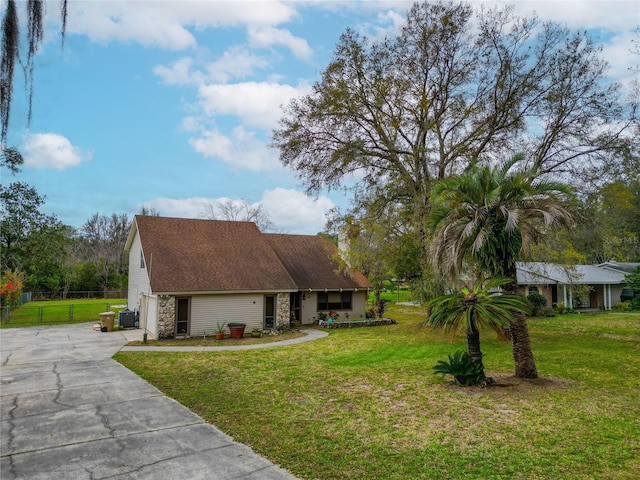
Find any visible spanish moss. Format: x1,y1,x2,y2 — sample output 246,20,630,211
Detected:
1,0,67,144
1,0,18,142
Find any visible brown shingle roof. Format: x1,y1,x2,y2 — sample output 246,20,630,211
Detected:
265,233,372,290
134,216,297,293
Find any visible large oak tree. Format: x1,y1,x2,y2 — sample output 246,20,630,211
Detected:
273,1,636,263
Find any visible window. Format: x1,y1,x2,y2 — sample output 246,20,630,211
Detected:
317,291,352,310
140,251,145,269
528,286,539,295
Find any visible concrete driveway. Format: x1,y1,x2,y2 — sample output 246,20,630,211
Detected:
0,322,299,480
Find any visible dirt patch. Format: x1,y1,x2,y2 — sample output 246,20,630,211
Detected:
440,373,572,394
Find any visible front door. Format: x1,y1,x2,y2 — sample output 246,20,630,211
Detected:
175,297,191,335
290,292,301,326
264,295,276,329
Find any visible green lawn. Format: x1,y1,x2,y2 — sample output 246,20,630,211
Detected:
114,305,640,479
1,298,128,327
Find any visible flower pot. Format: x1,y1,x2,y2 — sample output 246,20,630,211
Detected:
228,323,246,339
215,332,225,340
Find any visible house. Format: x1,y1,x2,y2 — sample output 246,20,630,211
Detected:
516,262,639,310
124,215,372,339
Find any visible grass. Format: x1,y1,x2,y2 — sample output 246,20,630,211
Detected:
1,298,128,327
114,304,640,479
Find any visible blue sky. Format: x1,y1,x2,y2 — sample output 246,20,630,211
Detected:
3,0,639,234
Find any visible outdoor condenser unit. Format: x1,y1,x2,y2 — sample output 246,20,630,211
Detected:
118,309,138,329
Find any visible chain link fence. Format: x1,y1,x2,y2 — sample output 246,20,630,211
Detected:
1,301,127,326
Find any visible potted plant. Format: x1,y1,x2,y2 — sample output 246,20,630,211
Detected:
215,322,226,340
227,322,246,339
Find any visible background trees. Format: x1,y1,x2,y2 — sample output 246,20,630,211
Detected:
0,182,70,293
0,182,130,295
201,199,275,232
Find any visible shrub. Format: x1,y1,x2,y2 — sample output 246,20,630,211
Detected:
629,296,640,311
376,300,387,319
612,301,631,311
433,350,485,387
553,302,574,314
0,270,25,306
527,292,548,316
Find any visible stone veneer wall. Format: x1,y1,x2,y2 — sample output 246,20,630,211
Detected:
158,295,176,339
276,293,290,330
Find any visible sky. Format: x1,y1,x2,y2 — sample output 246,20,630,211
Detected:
2,0,639,235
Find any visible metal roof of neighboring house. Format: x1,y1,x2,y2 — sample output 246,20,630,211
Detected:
127,216,372,294
597,261,640,274
516,262,628,285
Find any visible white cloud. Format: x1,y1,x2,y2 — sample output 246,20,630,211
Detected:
261,188,335,234
505,0,639,31
248,26,313,59
198,81,310,130
205,47,271,83
139,197,212,220
153,57,200,85
189,126,279,171
21,133,91,170
140,188,335,234
601,31,640,86
64,1,298,50
154,48,271,86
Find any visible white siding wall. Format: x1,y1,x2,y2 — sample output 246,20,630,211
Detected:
127,233,150,313
611,285,625,305
300,292,317,324
190,293,264,336
139,293,158,339
352,291,369,318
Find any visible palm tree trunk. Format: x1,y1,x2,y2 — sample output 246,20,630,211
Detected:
466,323,484,369
503,273,539,379
510,312,538,378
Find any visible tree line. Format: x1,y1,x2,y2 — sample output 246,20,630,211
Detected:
1,182,131,296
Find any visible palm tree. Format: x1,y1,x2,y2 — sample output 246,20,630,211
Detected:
427,154,574,378
425,277,532,383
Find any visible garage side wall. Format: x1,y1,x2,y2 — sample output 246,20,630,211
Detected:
127,233,150,312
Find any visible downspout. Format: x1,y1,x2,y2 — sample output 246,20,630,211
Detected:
143,253,153,343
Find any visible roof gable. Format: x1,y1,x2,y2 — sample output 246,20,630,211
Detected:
134,216,297,293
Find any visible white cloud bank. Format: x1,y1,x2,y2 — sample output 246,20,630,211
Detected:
64,1,299,50
21,133,92,170
140,188,335,234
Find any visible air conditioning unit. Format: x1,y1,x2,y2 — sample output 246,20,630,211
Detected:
118,309,138,329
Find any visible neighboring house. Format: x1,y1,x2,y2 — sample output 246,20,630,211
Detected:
516,262,639,310
124,215,372,339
